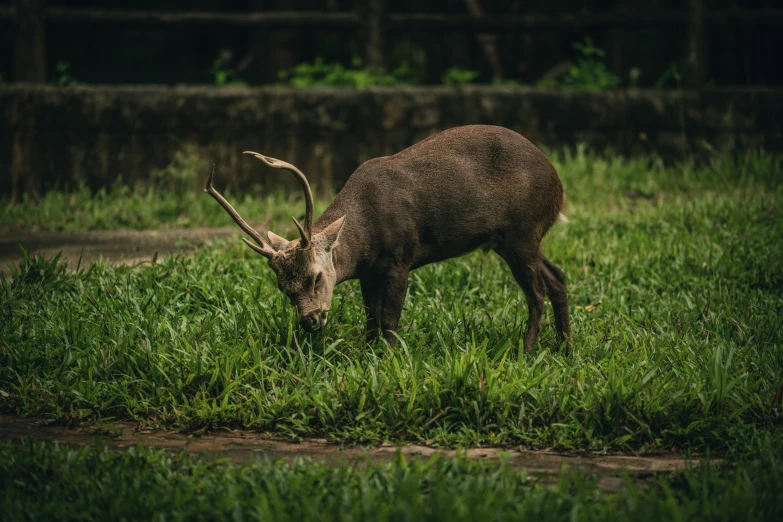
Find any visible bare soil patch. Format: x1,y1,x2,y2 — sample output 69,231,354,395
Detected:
0,227,238,273
1,416,715,491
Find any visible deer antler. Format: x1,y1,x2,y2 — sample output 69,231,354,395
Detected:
243,151,314,248
204,165,277,259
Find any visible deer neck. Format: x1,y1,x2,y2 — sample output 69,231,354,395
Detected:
316,216,364,285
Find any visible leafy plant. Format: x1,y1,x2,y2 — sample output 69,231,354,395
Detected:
655,61,684,89
280,42,429,89
389,39,429,85
56,62,75,86
441,66,481,88
208,59,247,87
278,53,519,89
492,77,524,87
540,38,619,90
278,57,414,88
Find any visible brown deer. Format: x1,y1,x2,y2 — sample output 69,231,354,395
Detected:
205,125,570,351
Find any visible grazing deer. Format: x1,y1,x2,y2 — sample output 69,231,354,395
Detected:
206,125,570,351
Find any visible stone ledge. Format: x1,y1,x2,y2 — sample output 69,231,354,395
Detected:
2,85,782,198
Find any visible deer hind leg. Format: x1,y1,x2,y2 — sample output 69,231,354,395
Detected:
497,242,546,352
540,253,571,352
360,268,409,346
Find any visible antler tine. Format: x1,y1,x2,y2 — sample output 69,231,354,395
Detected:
204,165,276,259
243,151,314,248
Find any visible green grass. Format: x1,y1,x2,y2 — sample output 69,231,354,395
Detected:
1,149,781,451
0,145,332,232
0,182,331,233
2,435,782,522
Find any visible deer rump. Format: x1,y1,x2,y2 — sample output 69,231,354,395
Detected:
206,125,571,352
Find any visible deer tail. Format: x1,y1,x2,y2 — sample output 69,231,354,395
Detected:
557,192,569,224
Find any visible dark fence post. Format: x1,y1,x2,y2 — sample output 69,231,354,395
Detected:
13,0,47,82
684,0,706,88
358,0,385,69
464,0,504,80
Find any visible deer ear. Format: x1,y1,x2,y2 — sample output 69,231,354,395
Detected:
267,231,290,251
320,216,345,251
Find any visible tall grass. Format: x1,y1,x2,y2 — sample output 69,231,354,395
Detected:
2,436,782,522
0,148,781,450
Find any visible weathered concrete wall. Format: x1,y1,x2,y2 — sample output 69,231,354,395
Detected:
2,85,782,199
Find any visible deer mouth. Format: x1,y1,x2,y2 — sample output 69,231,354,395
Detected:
300,311,327,331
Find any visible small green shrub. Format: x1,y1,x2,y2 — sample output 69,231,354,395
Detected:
389,39,429,85
278,57,416,88
441,66,481,87
208,59,247,87
492,77,525,87
540,38,619,90
56,62,76,86
654,61,684,89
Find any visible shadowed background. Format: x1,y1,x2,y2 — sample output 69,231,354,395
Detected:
2,0,782,199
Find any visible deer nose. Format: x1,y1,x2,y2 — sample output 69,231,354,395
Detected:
299,312,321,332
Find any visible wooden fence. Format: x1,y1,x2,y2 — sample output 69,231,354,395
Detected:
2,1,783,88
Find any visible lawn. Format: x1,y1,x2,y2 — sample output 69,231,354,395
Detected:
1,148,781,450
2,147,781,519
2,435,782,522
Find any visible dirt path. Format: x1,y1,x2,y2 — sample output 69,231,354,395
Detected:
0,227,238,273
1,416,714,491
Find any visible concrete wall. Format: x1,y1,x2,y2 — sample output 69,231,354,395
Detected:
2,85,782,199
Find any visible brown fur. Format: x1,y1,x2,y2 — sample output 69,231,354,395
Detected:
230,125,570,351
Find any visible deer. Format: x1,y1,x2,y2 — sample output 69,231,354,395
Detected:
205,125,571,352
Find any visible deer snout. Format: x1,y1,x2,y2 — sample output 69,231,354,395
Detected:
300,311,325,332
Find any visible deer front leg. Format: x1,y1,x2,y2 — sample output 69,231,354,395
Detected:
360,277,383,343
360,269,409,345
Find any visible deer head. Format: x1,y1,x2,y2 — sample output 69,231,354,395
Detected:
205,152,345,331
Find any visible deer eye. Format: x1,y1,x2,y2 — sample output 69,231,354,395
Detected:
315,273,322,286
